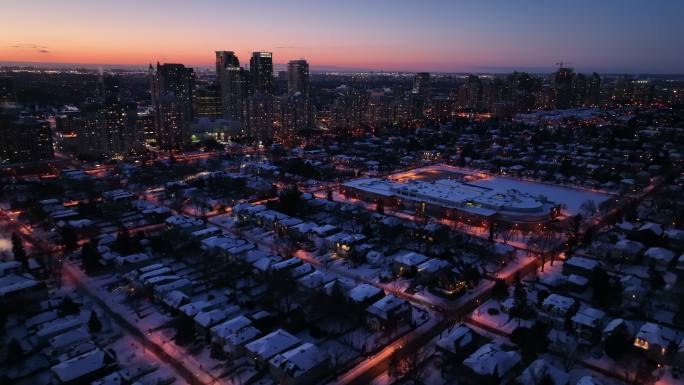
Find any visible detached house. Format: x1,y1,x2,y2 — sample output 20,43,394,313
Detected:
366,295,412,331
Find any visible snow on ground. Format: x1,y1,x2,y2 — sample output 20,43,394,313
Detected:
471,298,534,334
654,369,684,385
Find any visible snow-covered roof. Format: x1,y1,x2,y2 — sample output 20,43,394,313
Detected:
565,274,588,287
463,343,521,377
436,325,474,354
154,278,191,294
393,251,429,267
564,256,599,271
0,261,21,276
571,307,606,328
665,229,684,241
49,328,89,349
635,322,674,348
309,224,338,236
211,315,252,339
36,316,82,339
366,295,410,320
543,294,575,313
162,290,189,309
290,263,314,278
417,258,450,274
115,252,151,266
517,359,569,385
245,329,300,361
298,270,335,289
51,348,109,383
603,318,633,336
179,300,213,317
252,256,278,272
576,376,603,385
614,239,645,253
639,222,663,236
644,247,675,263
348,284,383,303
0,273,40,296
272,257,302,271
224,325,261,348
194,307,238,328
270,342,328,378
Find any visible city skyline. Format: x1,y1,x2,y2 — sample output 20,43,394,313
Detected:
2,0,684,74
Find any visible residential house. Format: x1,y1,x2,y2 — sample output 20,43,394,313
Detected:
366,295,412,331
462,343,521,383
50,348,117,385
644,247,675,271
244,329,301,367
516,359,570,385
269,343,329,385
633,322,675,362
392,251,430,277
435,324,478,361
348,284,384,306
541,294,576,329
562,256,600,278
571,307,606,340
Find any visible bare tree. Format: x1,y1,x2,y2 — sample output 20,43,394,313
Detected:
580,199,597,217
388,346,430,382
528,228,562,271
560,334,580,371
499,222,514,245
328,347,345,379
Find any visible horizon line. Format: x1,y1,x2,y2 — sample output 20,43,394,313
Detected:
0,60,682,76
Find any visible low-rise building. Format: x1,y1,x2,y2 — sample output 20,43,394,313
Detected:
269,342,329,385
51,348,117,385
435,324,477,361
571,307,606,340
245,329,301,367
462,343,521,382
562,256,600,278
633,322,675,362
366,295,412,331
392,251,429,277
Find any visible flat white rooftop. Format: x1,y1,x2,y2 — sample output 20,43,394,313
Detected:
344,164,612,218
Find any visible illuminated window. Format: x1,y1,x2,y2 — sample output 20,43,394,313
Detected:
633,338,648,350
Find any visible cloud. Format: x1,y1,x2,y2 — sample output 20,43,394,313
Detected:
10,43,50,53
274,45,305,49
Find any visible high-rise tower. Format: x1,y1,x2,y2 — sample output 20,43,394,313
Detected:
250,52,274,95
151,62,195,151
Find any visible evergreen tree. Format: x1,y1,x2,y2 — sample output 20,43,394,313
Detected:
604,329,631,360
6,338,23,364
174,316,195,345
60,226,78,252
81,242,102,274
376,199,384,215
11,233,26,267
88,311,102,333
492,278,508,301
58,296,80,316
510,274,529,319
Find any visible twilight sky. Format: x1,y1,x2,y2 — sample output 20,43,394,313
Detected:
1,0,683,73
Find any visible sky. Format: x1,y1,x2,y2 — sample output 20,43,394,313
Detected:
1,0,683,74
